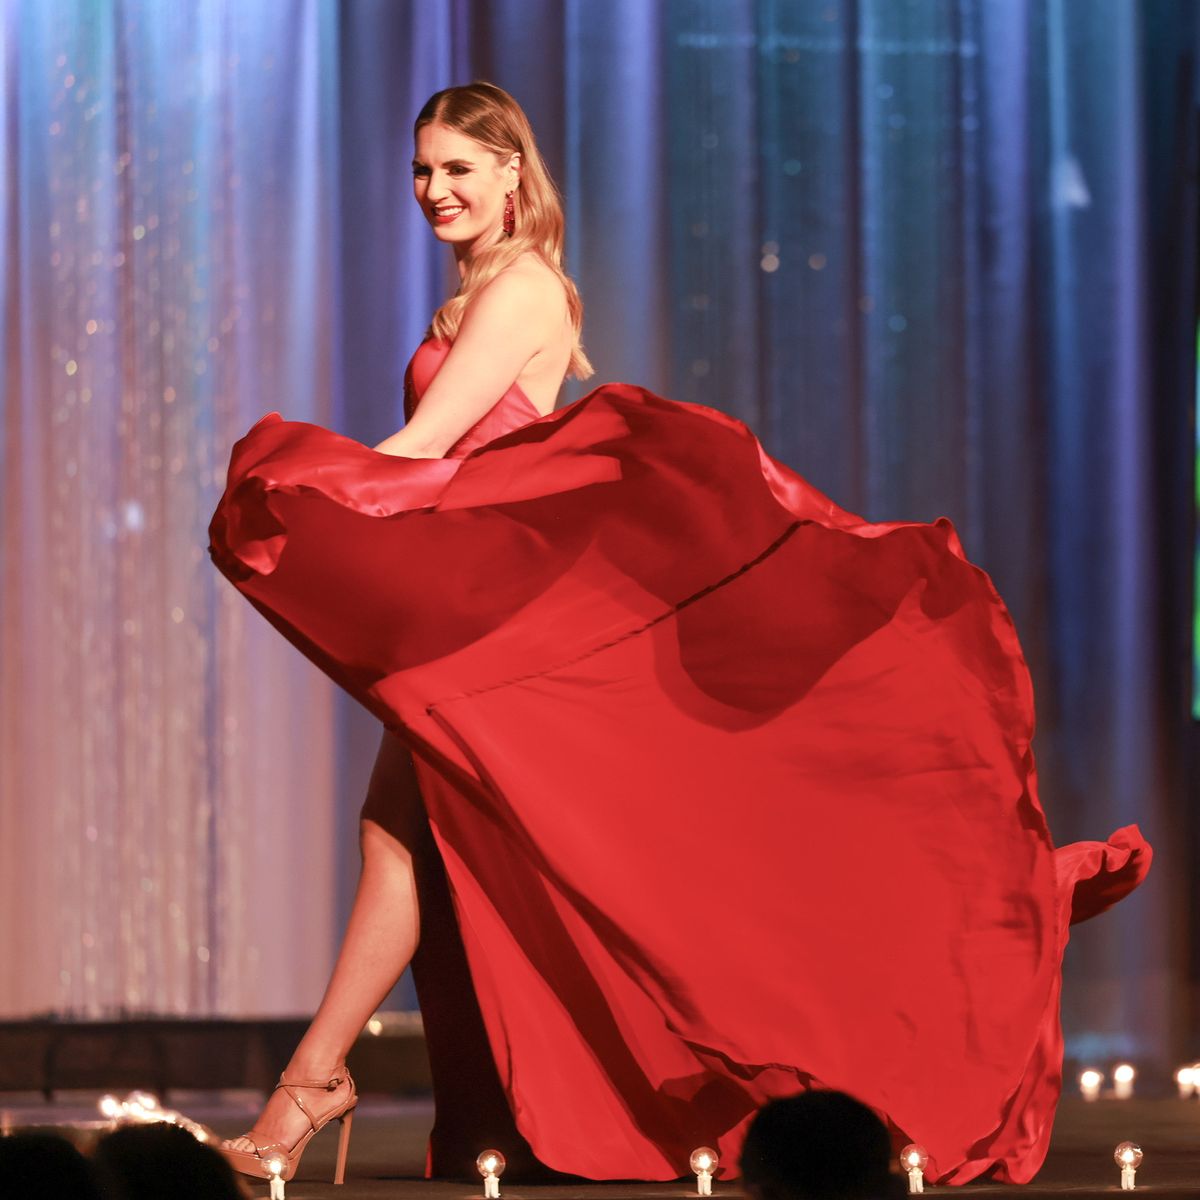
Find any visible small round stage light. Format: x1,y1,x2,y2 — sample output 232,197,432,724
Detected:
264,1152,287,1199
1113,1063,1136,1099
95,1090,217,1144
476,1149,506,1199
900,1144,928,1194
690,1146,719,1196
124,1090,161,1121
1114,1141,1143,1190
1079,1068,1103,1101
1175,1065,1195,1098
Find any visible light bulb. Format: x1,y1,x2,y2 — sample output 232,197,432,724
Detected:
900,1144,928,1194
264,1152,287,1199
1079,1069,1103,1101
124,1090,162,1121
690,1147,719,1196
98,1095,122,1120
476,1150,506,1176
1113,1064,1135,1100
367,1017,384,1036
1115,1143,1143,1168
1174,1065,1195,1098
1114,1142,1143,1190
477,1149,506,1199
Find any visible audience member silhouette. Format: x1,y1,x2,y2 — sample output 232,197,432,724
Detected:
0,1131,103,1199
739,1090,906,1200
91,1123,248,1199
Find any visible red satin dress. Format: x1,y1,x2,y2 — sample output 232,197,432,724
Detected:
208,338,1150,1185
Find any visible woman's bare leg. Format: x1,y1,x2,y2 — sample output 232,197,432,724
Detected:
225,731,429,1153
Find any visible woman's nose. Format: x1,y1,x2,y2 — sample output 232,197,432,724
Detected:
425,171,452,201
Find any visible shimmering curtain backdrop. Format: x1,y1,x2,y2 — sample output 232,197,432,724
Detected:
1,0,1195,1063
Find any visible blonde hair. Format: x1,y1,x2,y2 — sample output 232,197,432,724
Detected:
416,81,593,380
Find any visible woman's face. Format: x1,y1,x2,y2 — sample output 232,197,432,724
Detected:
412,122,519,260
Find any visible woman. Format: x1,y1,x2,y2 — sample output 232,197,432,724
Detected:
213,82,1150,1187
219,80,585,1186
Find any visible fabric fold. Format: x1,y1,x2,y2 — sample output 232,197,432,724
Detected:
209,367,1150,1185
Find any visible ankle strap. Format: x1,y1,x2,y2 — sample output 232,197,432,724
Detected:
276,1069,347,1091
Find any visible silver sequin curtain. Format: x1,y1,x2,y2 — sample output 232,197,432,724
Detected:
1,1,1193,1061
0,0,345,1015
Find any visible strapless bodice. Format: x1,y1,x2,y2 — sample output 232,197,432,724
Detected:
404,338,543,459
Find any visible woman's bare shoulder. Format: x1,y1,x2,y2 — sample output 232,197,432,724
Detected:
482,253,568,320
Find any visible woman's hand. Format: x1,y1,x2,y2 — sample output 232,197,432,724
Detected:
372,429,440,458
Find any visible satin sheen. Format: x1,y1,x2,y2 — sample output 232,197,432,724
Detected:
209,339,1150,1185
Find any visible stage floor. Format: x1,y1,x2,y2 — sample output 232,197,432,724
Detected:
3,1094,1198,1198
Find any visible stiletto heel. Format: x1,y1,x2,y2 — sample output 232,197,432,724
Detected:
221,1066,357,1185
334,1107,354,1185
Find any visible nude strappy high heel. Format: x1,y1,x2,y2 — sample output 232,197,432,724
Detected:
221,1066,357,1185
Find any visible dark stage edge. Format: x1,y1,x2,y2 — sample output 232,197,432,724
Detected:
3,1096,1199,1199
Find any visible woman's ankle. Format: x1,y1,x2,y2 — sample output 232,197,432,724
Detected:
284,1048,347,1079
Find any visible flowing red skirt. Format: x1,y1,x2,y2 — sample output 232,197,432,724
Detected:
209,384,1149,1184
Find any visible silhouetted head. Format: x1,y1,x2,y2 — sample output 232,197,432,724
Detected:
92,1123,246,1199
740,1090,904,1200
0,1131,103,1199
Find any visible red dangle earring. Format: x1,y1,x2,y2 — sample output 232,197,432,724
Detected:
503,190,515,237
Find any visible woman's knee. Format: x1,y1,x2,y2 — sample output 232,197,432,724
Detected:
359,813,403,861
359,730,432,848
359,791,431,858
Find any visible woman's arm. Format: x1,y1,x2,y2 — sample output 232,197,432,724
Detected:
375,267,564,459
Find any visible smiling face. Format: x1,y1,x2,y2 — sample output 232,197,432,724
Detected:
413,122,519,265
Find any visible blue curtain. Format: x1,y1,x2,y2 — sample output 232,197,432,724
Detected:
334,0,1197,1059
2,1,1194,1062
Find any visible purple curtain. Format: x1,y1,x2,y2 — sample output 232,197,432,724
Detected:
2,1,1194,1067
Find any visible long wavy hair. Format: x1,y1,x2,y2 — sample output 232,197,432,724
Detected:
416,81,593,380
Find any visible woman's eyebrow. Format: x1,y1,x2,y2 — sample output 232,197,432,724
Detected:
411,157,476,168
